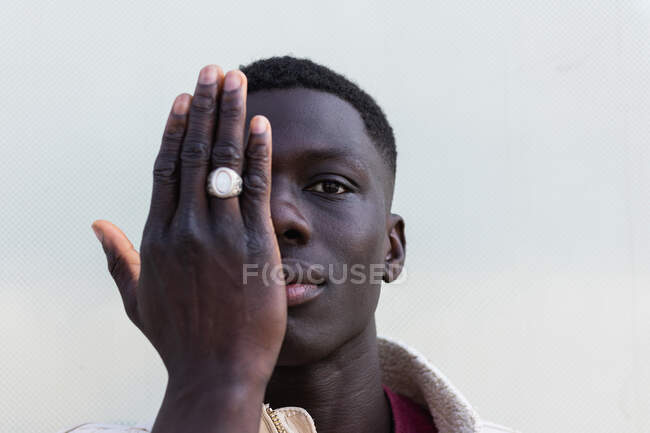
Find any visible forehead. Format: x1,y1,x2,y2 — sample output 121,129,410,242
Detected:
244,87,381,170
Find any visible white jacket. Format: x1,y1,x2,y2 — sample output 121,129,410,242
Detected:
57,336,519,433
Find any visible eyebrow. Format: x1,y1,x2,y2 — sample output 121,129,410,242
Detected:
291,146,369,172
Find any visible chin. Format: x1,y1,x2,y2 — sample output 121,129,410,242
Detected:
275,314,338,366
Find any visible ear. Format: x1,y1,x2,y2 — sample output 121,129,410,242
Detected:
383,213,406,283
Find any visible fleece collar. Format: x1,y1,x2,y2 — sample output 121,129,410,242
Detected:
377,336,483,433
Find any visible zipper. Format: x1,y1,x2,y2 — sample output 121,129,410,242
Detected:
265,404,288,433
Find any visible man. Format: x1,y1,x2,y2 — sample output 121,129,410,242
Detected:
62,56,518,433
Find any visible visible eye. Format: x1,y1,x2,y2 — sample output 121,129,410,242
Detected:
306,180,349,194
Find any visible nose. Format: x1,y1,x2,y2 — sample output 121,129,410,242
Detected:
270,181,312,247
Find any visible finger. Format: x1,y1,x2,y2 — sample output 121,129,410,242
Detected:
209,70,247,216
177,64,224,219
146,93,191,234
92,220,141,326
240,116,275,252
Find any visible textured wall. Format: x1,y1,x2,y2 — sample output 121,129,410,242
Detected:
1,1,649,432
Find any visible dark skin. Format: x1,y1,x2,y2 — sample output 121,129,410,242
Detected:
92,64,406,433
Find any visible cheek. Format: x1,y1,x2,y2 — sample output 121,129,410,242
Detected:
328,207,386,268
325,208,386,314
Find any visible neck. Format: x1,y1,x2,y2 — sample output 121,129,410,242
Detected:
265,318,392,433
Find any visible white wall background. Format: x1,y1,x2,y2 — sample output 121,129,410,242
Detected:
1,1,649,432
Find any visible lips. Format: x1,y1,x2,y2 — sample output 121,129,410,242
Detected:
281,259,326,307
285,282,324,306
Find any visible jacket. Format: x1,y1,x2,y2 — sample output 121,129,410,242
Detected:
58,336,520,433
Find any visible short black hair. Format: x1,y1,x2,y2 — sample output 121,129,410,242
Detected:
239,55,397,177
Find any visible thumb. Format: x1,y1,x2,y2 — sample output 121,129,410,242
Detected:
92,219,141,326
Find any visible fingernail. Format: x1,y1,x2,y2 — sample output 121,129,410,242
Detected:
224,71,242,91
198,65,218,85
173,94,190,114
251,116,267,134
91,224,103,244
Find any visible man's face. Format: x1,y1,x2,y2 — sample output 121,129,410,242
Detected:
244,88,402,365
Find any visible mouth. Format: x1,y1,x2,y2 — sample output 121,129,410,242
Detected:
282,259,326,307
285,282,325,307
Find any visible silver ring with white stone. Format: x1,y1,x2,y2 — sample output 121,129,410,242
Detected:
206,167,243,198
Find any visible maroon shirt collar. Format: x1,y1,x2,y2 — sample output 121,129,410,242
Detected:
383,384,438,433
